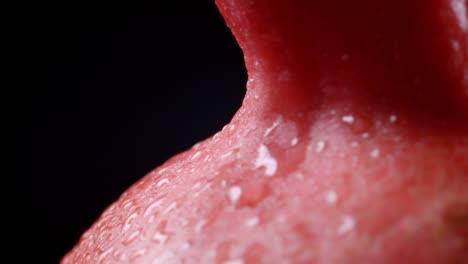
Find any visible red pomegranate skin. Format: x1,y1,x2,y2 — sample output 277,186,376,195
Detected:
62,0,468,263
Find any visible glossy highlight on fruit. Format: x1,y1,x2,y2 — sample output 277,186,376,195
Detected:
62,0,468,263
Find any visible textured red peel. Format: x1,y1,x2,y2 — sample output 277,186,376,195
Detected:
62,1,468,263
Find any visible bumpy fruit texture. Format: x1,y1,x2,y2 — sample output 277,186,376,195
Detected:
62,0,468,263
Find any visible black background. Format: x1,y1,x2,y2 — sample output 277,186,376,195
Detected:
22,1,246,262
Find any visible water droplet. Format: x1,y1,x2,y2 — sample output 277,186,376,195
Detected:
228,186,242,205
123,211,140,232
341,113,372,134
370,148,380,158
157,178,170,188
191,151,202,160
351,141,359,148
264,116,282,137
221,147,241,160
337,215,355,234
151,220,171,245
254,144,277,176
113,248,125,262
389,115,398,123
122,228,142,246
144,199,164,223
325,191,337,205
152,231,168,244
451,0,468,31
191,182,202,190
129,247,147,262
181,241,192,250
157,167,168,175
194,183,212,198
97,247,114,264
291,137,299,146
294,172,304,180
362,132,370,139
342,115,354,124
245,217,260,227
316,140,326,153
162,202,177,215
122,200,136,210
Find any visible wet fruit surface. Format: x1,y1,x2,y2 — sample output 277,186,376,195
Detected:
62,0,468,263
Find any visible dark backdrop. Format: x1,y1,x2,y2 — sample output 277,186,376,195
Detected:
23,1,246,262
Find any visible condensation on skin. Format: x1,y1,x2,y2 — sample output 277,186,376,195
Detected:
144,199,164,220
97,247,114,264
264,116,282,137
228,185,242,205
316,140,326,153
122,228,142,246
337,215,355,234
162,202,178,216
293,172,305,181
255,144,278,176
157,178,170,188
291,137,299,146
191,142,202,150
123,212,139,232
370,148,380,158
452,0,468,31
221,146,242,161
181,241,191,250
325,190,337,205
245,216,260,227
193,183,212,198
191,151,202,160
191,182,202,190
122,200,136,210
156,167,168,176
342,115,355,124
128,247,147,262
204,154,212,162
152,231,168,244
